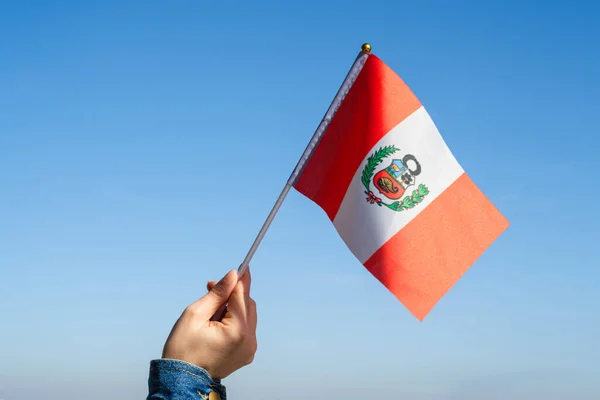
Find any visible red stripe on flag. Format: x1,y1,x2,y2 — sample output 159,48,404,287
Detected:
294,55,422,220
363,173,510,321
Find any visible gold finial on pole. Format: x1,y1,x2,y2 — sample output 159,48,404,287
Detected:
361,43,372,54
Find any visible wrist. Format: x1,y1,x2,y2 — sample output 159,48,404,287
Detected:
147,359,226,400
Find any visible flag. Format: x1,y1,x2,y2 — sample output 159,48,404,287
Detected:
293,54,509,320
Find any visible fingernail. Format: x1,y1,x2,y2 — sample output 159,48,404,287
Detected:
219,269,236,283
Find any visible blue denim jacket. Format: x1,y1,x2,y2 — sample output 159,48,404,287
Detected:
147,359,227,400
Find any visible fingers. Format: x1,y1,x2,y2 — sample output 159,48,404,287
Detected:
247,295,257,331
188,270,237,322
238,267,251,299
206,281,217,292
226,267,252,323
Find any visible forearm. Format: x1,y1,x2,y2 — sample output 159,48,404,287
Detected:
147,359,227,400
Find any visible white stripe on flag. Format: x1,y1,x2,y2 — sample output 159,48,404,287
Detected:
332,106,464,263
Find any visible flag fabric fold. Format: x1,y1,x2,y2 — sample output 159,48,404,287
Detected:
293,54,509,320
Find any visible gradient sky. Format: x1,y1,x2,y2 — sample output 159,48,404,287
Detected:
1,1,599,399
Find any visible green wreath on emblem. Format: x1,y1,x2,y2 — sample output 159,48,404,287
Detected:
361,145,430,212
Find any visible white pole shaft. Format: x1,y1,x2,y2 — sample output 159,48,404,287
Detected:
211,50,370,321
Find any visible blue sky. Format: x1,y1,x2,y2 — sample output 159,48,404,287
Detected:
1,1,599,399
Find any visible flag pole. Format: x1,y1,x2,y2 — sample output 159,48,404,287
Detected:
211,43,372,320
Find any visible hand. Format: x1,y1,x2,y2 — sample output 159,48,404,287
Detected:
161,268,258,379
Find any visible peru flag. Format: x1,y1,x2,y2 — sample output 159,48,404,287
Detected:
294,54,509,321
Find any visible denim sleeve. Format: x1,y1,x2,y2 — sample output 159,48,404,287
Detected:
146,359,227,400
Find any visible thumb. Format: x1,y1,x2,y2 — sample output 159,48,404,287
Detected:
189,270,237,321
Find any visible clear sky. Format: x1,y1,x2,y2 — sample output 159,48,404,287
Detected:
1,1,599,399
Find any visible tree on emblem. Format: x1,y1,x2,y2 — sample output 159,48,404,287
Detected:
361,145,429,212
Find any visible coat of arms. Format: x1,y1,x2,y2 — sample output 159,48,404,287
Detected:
361,145,429,211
